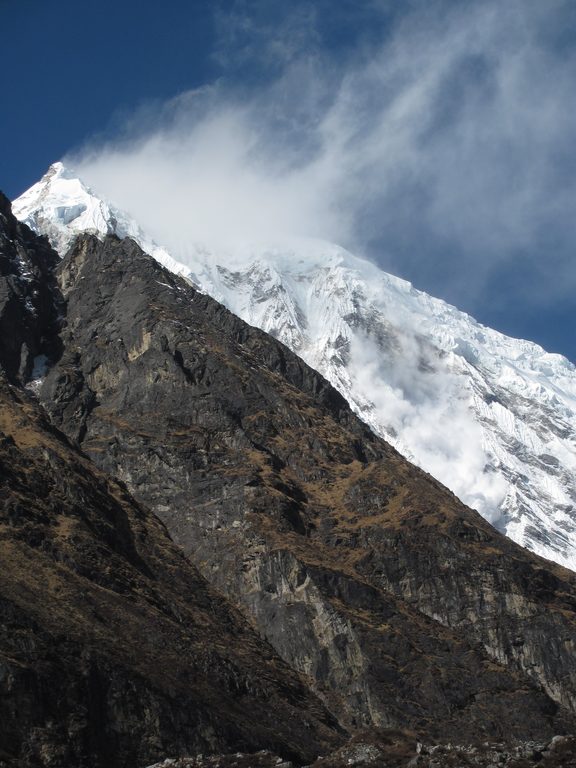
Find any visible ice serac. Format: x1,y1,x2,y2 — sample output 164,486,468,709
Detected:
14,163,576,570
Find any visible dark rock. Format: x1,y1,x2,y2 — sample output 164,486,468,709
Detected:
0,204,343,767
0,193,62,385
309,732,576,767
0,379,342,767
33,233,576,741
144,753,294,768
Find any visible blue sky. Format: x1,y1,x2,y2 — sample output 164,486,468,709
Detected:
2,0,575,362
1,0,218,196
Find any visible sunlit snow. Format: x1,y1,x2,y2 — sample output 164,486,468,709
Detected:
13,163,576,571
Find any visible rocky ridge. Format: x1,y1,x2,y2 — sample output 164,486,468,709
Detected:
0,191,61,385
0,195,342,767
4,186,576,764
13,163,576,570
30,227,576,740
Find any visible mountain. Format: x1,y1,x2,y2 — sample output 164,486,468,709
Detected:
4,182,576,763
14,163,576,571
9,196,576,739
0,192,342,767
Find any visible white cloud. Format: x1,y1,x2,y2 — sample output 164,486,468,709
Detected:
60,0,575,517
73,90,347,251
70,0,576,305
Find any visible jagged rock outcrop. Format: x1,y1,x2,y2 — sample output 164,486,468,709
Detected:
33,232,576,741
0,199,343,768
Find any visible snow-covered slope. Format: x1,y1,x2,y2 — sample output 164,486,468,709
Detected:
13,163,189,278
14,163,576,570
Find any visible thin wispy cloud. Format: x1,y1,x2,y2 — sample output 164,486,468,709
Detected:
71,0,576,311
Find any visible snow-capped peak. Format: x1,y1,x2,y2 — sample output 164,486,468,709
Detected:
13,163,190,278
13,164,576,571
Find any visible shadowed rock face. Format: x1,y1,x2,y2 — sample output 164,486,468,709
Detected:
0,192,62,385
34,232,576,741
0,201,343,768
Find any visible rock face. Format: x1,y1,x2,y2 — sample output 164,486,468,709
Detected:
0,191,61,385
33,232,576,741
14,163,576,571
0,199,342,768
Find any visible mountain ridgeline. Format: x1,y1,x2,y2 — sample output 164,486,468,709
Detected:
1,191,576,766
15,163,576,572
0,194,342,766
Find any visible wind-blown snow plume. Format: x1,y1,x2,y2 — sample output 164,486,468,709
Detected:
15,0,576,569
71,0,576,314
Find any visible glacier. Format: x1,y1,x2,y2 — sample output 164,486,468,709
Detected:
13,162,576,571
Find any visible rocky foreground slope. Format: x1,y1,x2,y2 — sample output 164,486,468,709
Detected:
14,163,576,570
145,733,576,768
2,192,576,765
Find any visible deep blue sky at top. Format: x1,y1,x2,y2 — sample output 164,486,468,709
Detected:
1,0,218,197
2,0,389,199
1,0,575,362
